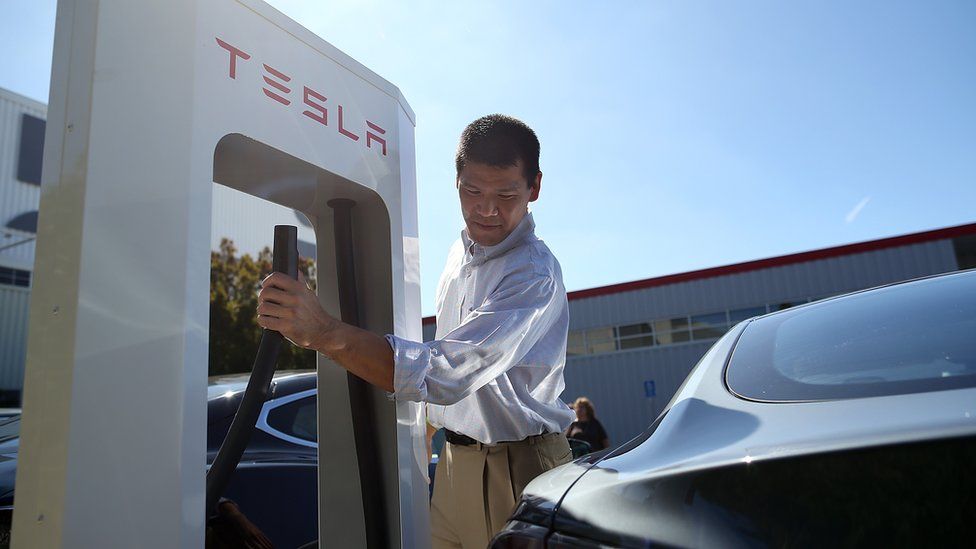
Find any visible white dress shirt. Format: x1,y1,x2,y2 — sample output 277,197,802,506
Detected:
386,212,575,444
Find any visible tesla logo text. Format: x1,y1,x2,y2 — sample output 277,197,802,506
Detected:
216,37,389,156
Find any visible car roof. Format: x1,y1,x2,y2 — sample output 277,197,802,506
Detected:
639,270,976,469
207,369,316,401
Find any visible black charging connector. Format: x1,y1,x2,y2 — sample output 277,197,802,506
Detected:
205,225,298,517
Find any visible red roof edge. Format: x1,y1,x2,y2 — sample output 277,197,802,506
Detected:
566,222,976,301
422,315,436,325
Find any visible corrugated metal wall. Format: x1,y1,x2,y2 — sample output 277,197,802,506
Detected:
0,88,46,403
211,183,317,258
564,239,960,444
569,241,958,330
0,285,30,393
562,342,712,445
0,88,45,272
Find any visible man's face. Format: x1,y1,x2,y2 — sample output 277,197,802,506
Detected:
457,160,541,247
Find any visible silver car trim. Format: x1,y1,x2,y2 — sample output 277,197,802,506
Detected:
255,388,318,449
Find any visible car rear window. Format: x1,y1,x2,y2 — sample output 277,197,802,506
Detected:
727,271,976,402
267,396,317,442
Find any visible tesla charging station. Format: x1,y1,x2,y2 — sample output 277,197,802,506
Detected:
12,0,429,547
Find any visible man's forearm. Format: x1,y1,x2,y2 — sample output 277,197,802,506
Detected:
255,272,396,392
313,320,395,393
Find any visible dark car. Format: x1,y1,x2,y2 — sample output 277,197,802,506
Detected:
207,370,319,548
492,269,976,548
0,371,322,549
0,415,19,548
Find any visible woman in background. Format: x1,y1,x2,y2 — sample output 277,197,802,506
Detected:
566,397,610,451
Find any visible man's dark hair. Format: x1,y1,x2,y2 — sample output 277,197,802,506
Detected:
455,114,540,187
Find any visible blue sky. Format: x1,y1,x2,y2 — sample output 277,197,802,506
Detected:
2,1,974,315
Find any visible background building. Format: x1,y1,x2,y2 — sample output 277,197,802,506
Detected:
424,224,976,445
0,87,45,405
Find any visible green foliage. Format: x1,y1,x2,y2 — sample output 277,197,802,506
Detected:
209,238,317,376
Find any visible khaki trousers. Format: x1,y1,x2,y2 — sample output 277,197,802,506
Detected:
430,432,573,549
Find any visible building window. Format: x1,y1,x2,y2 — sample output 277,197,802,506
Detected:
6,211,39,234
0,266,31,287
565,298,819,358
17,114,45,185
954,235,976,270
653,317,690,345
567,331,586,356
584,327,616,354
617,322,655,350
690,312,729,340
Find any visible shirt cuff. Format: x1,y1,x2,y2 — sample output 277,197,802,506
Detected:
384,334,431,402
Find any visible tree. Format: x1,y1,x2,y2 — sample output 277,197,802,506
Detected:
209,238,317,376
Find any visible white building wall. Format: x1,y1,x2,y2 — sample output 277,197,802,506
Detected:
0,88,47,403
0,87,46,272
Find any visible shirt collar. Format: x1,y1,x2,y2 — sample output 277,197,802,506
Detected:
461,211,536,264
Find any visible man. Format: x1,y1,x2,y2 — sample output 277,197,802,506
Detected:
257,114,575,547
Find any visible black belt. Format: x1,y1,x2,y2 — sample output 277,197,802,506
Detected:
445,429,551,446
445,429,479,446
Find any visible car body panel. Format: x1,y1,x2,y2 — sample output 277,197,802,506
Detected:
544,434,976,547
219,460,319,548
515,271,976,546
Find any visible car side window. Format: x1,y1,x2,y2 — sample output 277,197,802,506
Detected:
267,396,317,442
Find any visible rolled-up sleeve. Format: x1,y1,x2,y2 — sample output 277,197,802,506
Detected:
386,270,562,405
384,334,432,402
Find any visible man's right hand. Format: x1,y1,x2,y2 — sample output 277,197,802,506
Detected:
257,271,397,393
257,271,338,350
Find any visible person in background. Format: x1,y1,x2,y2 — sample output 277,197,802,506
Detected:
566,397,610,451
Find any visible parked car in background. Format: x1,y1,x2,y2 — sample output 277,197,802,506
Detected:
0,372,322,549
0,415,19,548
566,438,593,459
207,370,319,549
492,269,976,548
